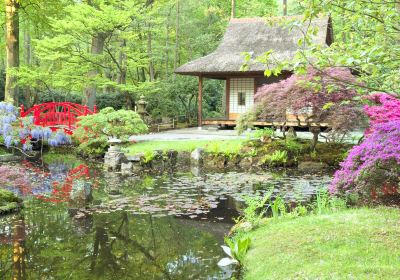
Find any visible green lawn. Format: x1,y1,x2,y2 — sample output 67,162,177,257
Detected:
124,139,246,155
243,207,400,280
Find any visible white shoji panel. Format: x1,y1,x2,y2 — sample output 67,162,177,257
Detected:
229,78,254,114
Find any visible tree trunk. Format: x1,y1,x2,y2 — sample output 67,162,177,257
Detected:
23,23,36,108
147,23,155,82
231,0,236,18
83,33,107,109
283,0,287,16
310,127,320,151
117,39,133,109
164,6,172,78
173,0,180,72
5,0,19,105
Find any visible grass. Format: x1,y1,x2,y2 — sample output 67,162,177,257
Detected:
243,207,400,280
124,139,246,155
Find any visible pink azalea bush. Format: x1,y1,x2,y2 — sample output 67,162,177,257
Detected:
330,93,400,201
364,93,400,133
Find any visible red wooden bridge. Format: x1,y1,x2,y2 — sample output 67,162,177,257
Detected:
20,102,97,134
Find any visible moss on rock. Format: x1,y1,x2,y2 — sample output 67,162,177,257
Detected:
0,188,21,214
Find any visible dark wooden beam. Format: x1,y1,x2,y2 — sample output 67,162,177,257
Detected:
226,77,230,119
198,76,203,127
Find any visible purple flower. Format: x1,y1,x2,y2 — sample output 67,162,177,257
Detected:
4,135,13,148
330,120,400,195
43,128,52,140
31,128,44,139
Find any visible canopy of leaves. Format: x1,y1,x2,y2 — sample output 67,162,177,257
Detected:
73,107,148,155
273,0,400,95
253,67,366,133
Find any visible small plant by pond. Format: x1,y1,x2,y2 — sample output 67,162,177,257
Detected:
73,107,148,156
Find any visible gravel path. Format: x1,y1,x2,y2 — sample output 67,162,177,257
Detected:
129,127,364,144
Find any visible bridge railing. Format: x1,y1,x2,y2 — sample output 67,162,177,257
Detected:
20,102,97,132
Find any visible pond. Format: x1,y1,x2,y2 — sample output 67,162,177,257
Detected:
0,156,331,279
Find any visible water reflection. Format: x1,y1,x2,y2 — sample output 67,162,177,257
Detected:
1,158,331,279
1,201,231,279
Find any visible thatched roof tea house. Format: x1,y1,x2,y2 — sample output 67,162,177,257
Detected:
175,16,333,127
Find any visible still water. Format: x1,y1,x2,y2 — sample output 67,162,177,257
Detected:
0,158,331,279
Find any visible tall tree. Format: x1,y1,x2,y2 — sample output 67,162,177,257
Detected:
4,0,19,105
283,0,287,15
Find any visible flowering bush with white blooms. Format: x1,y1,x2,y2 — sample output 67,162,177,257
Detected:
0,102,71,151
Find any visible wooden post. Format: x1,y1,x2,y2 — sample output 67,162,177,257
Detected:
198,76,203,128
226,78,230,119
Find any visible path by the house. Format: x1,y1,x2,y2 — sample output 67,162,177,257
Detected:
130,127,364,143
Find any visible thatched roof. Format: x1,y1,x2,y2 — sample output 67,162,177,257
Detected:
175,16,333,77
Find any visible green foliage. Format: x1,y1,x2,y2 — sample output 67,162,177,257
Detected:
73,107,148,156
284,139,304,155
236,111,257,134
267,1,400,95
142,151,155,164
0,188,20,214
124,139,245,155
223,236,251,265
261,150,288,167
36,91,126,110
239,190,273,227
270,196,286,219
313,188,347,215
252,128,274,139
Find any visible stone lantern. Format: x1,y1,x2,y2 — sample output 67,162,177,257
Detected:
136,95,148,119
104,137,124,171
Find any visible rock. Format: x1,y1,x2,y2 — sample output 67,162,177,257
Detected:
238,157,254,169
104,145,125,171
165,150,178,168
0,154,22,162
151,158,164,172
191,148,204,165
298,161,328,172
204,154,226,169
70,180,92,207
127,153,144,162
131,162,143,174
191,166,201,176
121,162,133,174
260,135,272,143
177,151,191,166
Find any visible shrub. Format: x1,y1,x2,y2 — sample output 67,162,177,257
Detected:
364,93,400,133
330,93,400,201
261,150,288,167
329,120,400,200
73,107,148,156
251,67,366,149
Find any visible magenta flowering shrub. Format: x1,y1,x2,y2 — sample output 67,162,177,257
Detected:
330,120,400,196
330,93,400,201
364,93,400,133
